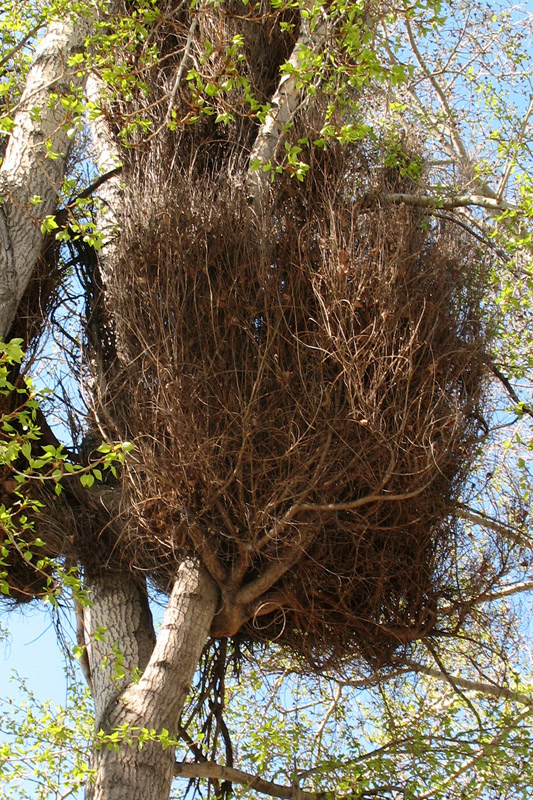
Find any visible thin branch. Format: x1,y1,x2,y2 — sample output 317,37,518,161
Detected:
297,480,432,514
404,18,497,200
423,640,485,732
66,167,123,207
0,19,45,70
374,192,519,212
177,723,208,763
456,504,529,546
57,789,78,800
174,761,327,800
491,363,533,420
246,2,327,207
433,211,509,260
165,14,199,122
256,428,333,550
313,682,342,753
403,661,532,706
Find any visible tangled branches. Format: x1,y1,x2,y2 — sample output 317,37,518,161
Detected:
89,148,489,668
75,0,494,669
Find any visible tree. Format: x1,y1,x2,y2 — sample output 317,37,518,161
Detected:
1,1,533,799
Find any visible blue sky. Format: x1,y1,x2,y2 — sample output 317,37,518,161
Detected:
0,604,75,707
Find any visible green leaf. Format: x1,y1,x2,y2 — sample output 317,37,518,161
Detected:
40,215,59,234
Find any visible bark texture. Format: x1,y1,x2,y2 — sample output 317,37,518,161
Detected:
0,13,93,338
85,559,218,800
85,75,123,256
83,573,156,730
246,4,326,208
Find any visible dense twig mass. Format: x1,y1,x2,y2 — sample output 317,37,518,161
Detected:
99,158,488,667
2,0,494,669
85,0,492,668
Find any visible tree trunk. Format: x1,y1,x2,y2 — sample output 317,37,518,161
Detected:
84,558,219,800
0,13,94,338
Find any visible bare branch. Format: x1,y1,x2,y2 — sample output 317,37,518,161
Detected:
174,761,327,800
165,15,199,123
374,192,519,213
297,480,432,514
404,18,497,200
246,3,327,208
490,363,533,420
456,504,530,546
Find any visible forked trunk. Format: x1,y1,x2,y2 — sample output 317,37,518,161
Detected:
83,559,218,800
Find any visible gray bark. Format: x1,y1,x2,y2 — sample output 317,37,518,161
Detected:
84,559,218,800
246,4,327,209
84,75,123,259
83,573,156,730
0,13,93,338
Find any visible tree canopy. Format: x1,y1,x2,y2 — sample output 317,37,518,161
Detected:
1,1,533,799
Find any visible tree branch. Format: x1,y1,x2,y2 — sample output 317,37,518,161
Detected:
433,211,510,260
456,504,529,546
372,192,519,213
66,167,123,207
120,558,218,729
187,519,229,586
490,363,533,420
0,19,45,70
0,13,95,338
236,534,312,607
173,761,327,800
165,14,199,122
296,477,432,514
403,18,499,202
246,2,327,208
404,658,533,706
474,579,533,604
